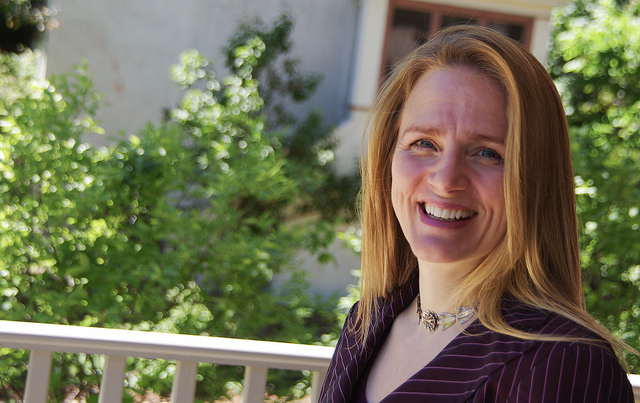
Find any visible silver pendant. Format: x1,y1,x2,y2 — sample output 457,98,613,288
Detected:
420,310,439,331
417,293,477,332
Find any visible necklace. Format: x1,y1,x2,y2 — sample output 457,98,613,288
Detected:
416,293,477,332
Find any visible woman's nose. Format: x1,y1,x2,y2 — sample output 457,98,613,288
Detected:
427,152,470,194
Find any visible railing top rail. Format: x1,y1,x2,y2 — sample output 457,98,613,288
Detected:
0,320,334,372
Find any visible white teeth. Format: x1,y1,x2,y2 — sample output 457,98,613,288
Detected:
423,204,475,221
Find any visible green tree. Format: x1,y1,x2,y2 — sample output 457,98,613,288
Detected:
0,15,353,400
548,0,640,369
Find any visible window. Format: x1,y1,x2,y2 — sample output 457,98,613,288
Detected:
382,0,533,78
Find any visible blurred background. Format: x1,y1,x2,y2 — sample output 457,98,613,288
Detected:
1,0,639,401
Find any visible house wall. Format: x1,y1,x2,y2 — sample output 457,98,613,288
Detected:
46,0,360,145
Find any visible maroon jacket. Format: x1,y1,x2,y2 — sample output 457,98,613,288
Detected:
320,278,634,402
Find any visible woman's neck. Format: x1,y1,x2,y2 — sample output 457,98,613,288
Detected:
416,259,480,312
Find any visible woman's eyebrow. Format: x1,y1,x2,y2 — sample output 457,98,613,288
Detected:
400,125,442,137
470,133,506,145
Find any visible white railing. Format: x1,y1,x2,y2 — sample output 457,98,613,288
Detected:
0,320,335,403
1,320,639,403
631,374,640,403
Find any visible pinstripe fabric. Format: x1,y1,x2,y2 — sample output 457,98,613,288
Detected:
319,278,634,402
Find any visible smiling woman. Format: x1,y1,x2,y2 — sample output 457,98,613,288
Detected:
319,26,636,403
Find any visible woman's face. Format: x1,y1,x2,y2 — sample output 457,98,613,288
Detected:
391,65,507,268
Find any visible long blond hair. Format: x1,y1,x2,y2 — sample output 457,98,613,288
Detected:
357,25,627,358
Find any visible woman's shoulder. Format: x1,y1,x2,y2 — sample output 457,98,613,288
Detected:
440,299,613,373
500,297,601,340
473,299,635,402
497,298,621,368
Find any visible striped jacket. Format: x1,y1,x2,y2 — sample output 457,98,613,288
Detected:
319,278,634,402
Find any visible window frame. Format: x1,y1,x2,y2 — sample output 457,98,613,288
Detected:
380,0,534,80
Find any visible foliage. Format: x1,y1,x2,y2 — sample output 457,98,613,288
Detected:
0,0,56,53
548,0,640,369
222,14,359,218
0,16,354,400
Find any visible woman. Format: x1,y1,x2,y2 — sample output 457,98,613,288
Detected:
319,26,635,402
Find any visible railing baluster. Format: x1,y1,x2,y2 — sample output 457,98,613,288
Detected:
242,365,268,403
24,350,53,403
310,369,327,403
98,355,126,403
171,361,198,403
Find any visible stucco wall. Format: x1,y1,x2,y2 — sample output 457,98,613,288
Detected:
46,0,360,145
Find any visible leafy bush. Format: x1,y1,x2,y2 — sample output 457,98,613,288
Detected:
549,0,640,370
0,15,355,400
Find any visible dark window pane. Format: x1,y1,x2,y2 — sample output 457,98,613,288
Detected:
385,9,431,73
393,8,431,34
488,21,526,43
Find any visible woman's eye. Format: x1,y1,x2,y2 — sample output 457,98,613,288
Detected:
413,139,436,150
478,148,503,163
